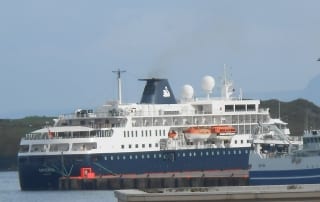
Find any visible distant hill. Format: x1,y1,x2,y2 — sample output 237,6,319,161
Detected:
1,99,320,171
261,99,320,136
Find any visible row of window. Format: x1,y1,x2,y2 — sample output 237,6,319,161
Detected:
225,104,256,112
19,142,98,153
304,137,320,144
234,139,250,144
104,149,249,161
123,129,166,138
121,143,159,149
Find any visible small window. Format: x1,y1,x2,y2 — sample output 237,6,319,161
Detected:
247,104,256,111
142,144,145,148
149,144,152,148
129,144,132,149
121,145,125,149
19,145,29,153
155,143,159,147
135,144,138,148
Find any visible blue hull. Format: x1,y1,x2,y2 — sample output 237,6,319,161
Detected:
249,168,320,185
18,147,250,190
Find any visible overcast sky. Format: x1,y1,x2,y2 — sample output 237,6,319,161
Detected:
1,0,320,118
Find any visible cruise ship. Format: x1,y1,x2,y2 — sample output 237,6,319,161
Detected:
18,69,272,190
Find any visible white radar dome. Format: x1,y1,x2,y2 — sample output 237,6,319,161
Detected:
181,84,194,99
201,75,215,92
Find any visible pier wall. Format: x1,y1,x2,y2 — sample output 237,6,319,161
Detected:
58,170,248,190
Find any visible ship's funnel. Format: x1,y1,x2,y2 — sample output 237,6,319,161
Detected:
139,78,177,104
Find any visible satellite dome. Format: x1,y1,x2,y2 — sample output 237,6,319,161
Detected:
201,75,215,92
181,84,194,99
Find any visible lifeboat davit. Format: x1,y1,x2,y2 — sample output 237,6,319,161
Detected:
211,125,236,135
183,127,211,140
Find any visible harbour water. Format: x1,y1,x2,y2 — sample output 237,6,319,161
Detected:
0,171,117,202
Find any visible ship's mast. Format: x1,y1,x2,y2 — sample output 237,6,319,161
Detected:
112,69,126,105
221,64,233,99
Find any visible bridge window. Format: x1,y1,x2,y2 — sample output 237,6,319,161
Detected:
225,105,234,112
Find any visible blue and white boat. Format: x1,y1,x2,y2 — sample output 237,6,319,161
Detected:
18,69,272,190
249,127,320,185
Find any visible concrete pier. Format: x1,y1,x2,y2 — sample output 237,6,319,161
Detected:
114,184,320,202
59,170,248,190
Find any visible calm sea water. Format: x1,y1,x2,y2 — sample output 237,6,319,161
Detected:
0,172,117,202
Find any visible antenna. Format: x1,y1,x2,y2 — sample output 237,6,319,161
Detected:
112,69,126,104
221,64,234,99
278,100,281,119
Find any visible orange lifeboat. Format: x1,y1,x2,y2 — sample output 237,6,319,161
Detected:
211,125,236,135
168,130,177,138
183,127,211,140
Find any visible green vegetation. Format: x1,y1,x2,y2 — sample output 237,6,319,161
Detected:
0,98,320,171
